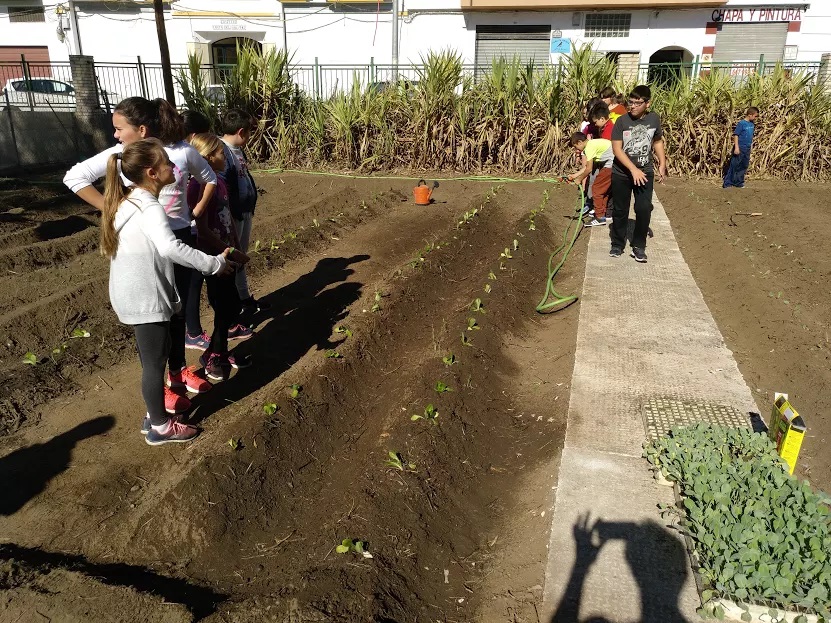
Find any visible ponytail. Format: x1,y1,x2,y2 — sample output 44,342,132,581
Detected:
101,154,127,258
113,97,184,145
100,138,169,259
151,98,185,145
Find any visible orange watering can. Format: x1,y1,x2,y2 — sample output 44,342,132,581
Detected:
413,179,439,205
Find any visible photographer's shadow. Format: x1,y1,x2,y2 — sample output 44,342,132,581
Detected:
551,514,691,623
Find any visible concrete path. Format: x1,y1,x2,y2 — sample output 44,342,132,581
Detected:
541,194,758,623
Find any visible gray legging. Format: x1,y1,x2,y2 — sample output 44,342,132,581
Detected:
134,321,171,426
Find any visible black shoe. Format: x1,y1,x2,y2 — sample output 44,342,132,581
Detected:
630,247,647,263
609,247,623,258
241,297,271,313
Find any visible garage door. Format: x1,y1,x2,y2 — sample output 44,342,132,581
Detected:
475,26,550,72
0,46,51,82
713,22,788,63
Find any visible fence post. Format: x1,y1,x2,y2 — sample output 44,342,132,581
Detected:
692,54,700,82
137,55,149,99
758,54,765,75
314,56,320,99
20,54,34,110
819,53,831,93
370,56,375,86
4,88,21,168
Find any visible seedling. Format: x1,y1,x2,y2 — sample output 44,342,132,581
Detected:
434,381,452,393
263,403,278,415
227,438,243,451
513,239,519,251
335,538,372,558
411,403,439,424
470,298,485,313
289,384,302,399
270,239,280,252
461,333,472,347
466,317,479,331
484,284,491,294
70,328,91,338
371,291,382,313
335,325,353,338
254,240,262,253
22,352,38,366
499,262,507,271
312,218,320,228
286,231,297,240
442,353,456,366
384,451,415,472
325,350,343,359
488,272,497,281
500,248,513,259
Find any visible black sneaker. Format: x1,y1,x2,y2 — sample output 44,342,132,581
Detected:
631,247,648,263
242,297,271,314
609,247,623,258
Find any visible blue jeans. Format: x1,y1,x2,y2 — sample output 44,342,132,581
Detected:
724,149,751,188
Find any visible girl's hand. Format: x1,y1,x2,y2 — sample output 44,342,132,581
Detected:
218,248,235,276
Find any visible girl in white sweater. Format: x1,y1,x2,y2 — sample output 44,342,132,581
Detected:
102,139,233,445
65,97,216,414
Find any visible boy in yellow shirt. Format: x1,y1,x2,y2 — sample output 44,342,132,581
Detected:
569,132,613,226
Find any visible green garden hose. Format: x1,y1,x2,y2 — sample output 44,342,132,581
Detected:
535,182,585,313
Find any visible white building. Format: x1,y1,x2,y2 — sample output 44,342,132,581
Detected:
1,0,829,98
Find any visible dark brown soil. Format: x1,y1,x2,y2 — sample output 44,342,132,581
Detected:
0,173,587,622
659,179,831,493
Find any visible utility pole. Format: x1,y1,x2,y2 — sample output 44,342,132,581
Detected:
391,0,399,79
153,0,176,105
67,0,82,55
281,2,288,53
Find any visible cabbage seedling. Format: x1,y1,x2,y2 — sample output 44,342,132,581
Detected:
442,353,456,366
411,404,439,424
470,298,485,313
335,325,353,338
22,352,37,366
467,318,479,331
263,403,278,415
484,284,491,294
461,333,472,347
385,451,415,471
335,538,372,558
488,272,497,281
500,248,513,259
325,350,343,359
70,328,91,338
289,384,301,399
434,381,452,393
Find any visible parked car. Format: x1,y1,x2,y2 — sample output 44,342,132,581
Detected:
1,78,120,111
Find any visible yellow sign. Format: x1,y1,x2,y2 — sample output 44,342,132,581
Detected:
768,393,806,475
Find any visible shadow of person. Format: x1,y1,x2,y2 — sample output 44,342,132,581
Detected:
551,514,690,623
188,255,369,425
0,415,115,516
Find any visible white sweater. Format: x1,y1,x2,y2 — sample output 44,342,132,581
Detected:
109,188,226,325
64,141,217,231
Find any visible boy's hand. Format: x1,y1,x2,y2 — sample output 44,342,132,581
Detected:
657,163,667,183
630,168,648,186
734,145,741,155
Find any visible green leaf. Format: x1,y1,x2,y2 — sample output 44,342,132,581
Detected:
410,414,422,421
740,612,751,622
71,328,91,338
289,384,302,398
714,604,725,620
263,403,278,415
442,353,456,366
335,545,349,554
325,350,343,359
434,381,452,393
22,352,38,365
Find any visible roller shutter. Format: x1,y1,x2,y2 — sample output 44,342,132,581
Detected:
0,46,51,81
713,22,788,62
475,26,550,71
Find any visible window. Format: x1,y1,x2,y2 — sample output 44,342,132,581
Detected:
585,13,631,38
7,6,46,23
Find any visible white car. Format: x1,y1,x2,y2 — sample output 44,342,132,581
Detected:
2,77,119,111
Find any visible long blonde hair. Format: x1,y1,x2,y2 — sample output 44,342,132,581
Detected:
188,132,224,160
101,138,168,259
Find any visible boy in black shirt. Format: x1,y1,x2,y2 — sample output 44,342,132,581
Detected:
610,85,667,263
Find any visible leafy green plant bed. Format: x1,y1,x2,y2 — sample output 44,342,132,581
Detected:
644,424,831,622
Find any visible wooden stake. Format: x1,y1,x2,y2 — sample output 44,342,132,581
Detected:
153,0,176,106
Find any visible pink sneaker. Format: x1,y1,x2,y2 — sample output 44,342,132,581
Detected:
168,366,212,394
164,387,191,414
145,419,199,446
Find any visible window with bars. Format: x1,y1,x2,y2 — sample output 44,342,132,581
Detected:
584,13,631,38
7,6,46,22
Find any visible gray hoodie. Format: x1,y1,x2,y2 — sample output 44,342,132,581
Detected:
109,188,226,325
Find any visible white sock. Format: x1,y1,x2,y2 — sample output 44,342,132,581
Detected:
151,419,172,433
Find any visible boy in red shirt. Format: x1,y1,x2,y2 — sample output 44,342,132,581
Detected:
589,103,615,140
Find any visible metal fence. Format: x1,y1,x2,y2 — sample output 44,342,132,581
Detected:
1,55,825,111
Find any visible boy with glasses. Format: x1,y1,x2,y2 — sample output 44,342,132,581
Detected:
609,85,667,263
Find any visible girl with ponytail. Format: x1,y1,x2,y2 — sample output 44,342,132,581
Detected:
101,138,233,445
65,97,219,414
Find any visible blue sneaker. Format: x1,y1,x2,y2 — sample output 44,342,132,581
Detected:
227,352,252,369
141,413,179,435
145,419,199,446
228,324,253,341
185,331,210,351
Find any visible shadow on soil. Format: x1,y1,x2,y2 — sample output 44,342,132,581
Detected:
0,543,227,620
189,255,369,424
550,515,690,623
0,415,114,516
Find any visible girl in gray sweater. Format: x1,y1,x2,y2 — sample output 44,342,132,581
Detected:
102,139,232,446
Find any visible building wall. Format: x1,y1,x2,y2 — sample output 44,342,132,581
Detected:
0,1,826,68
